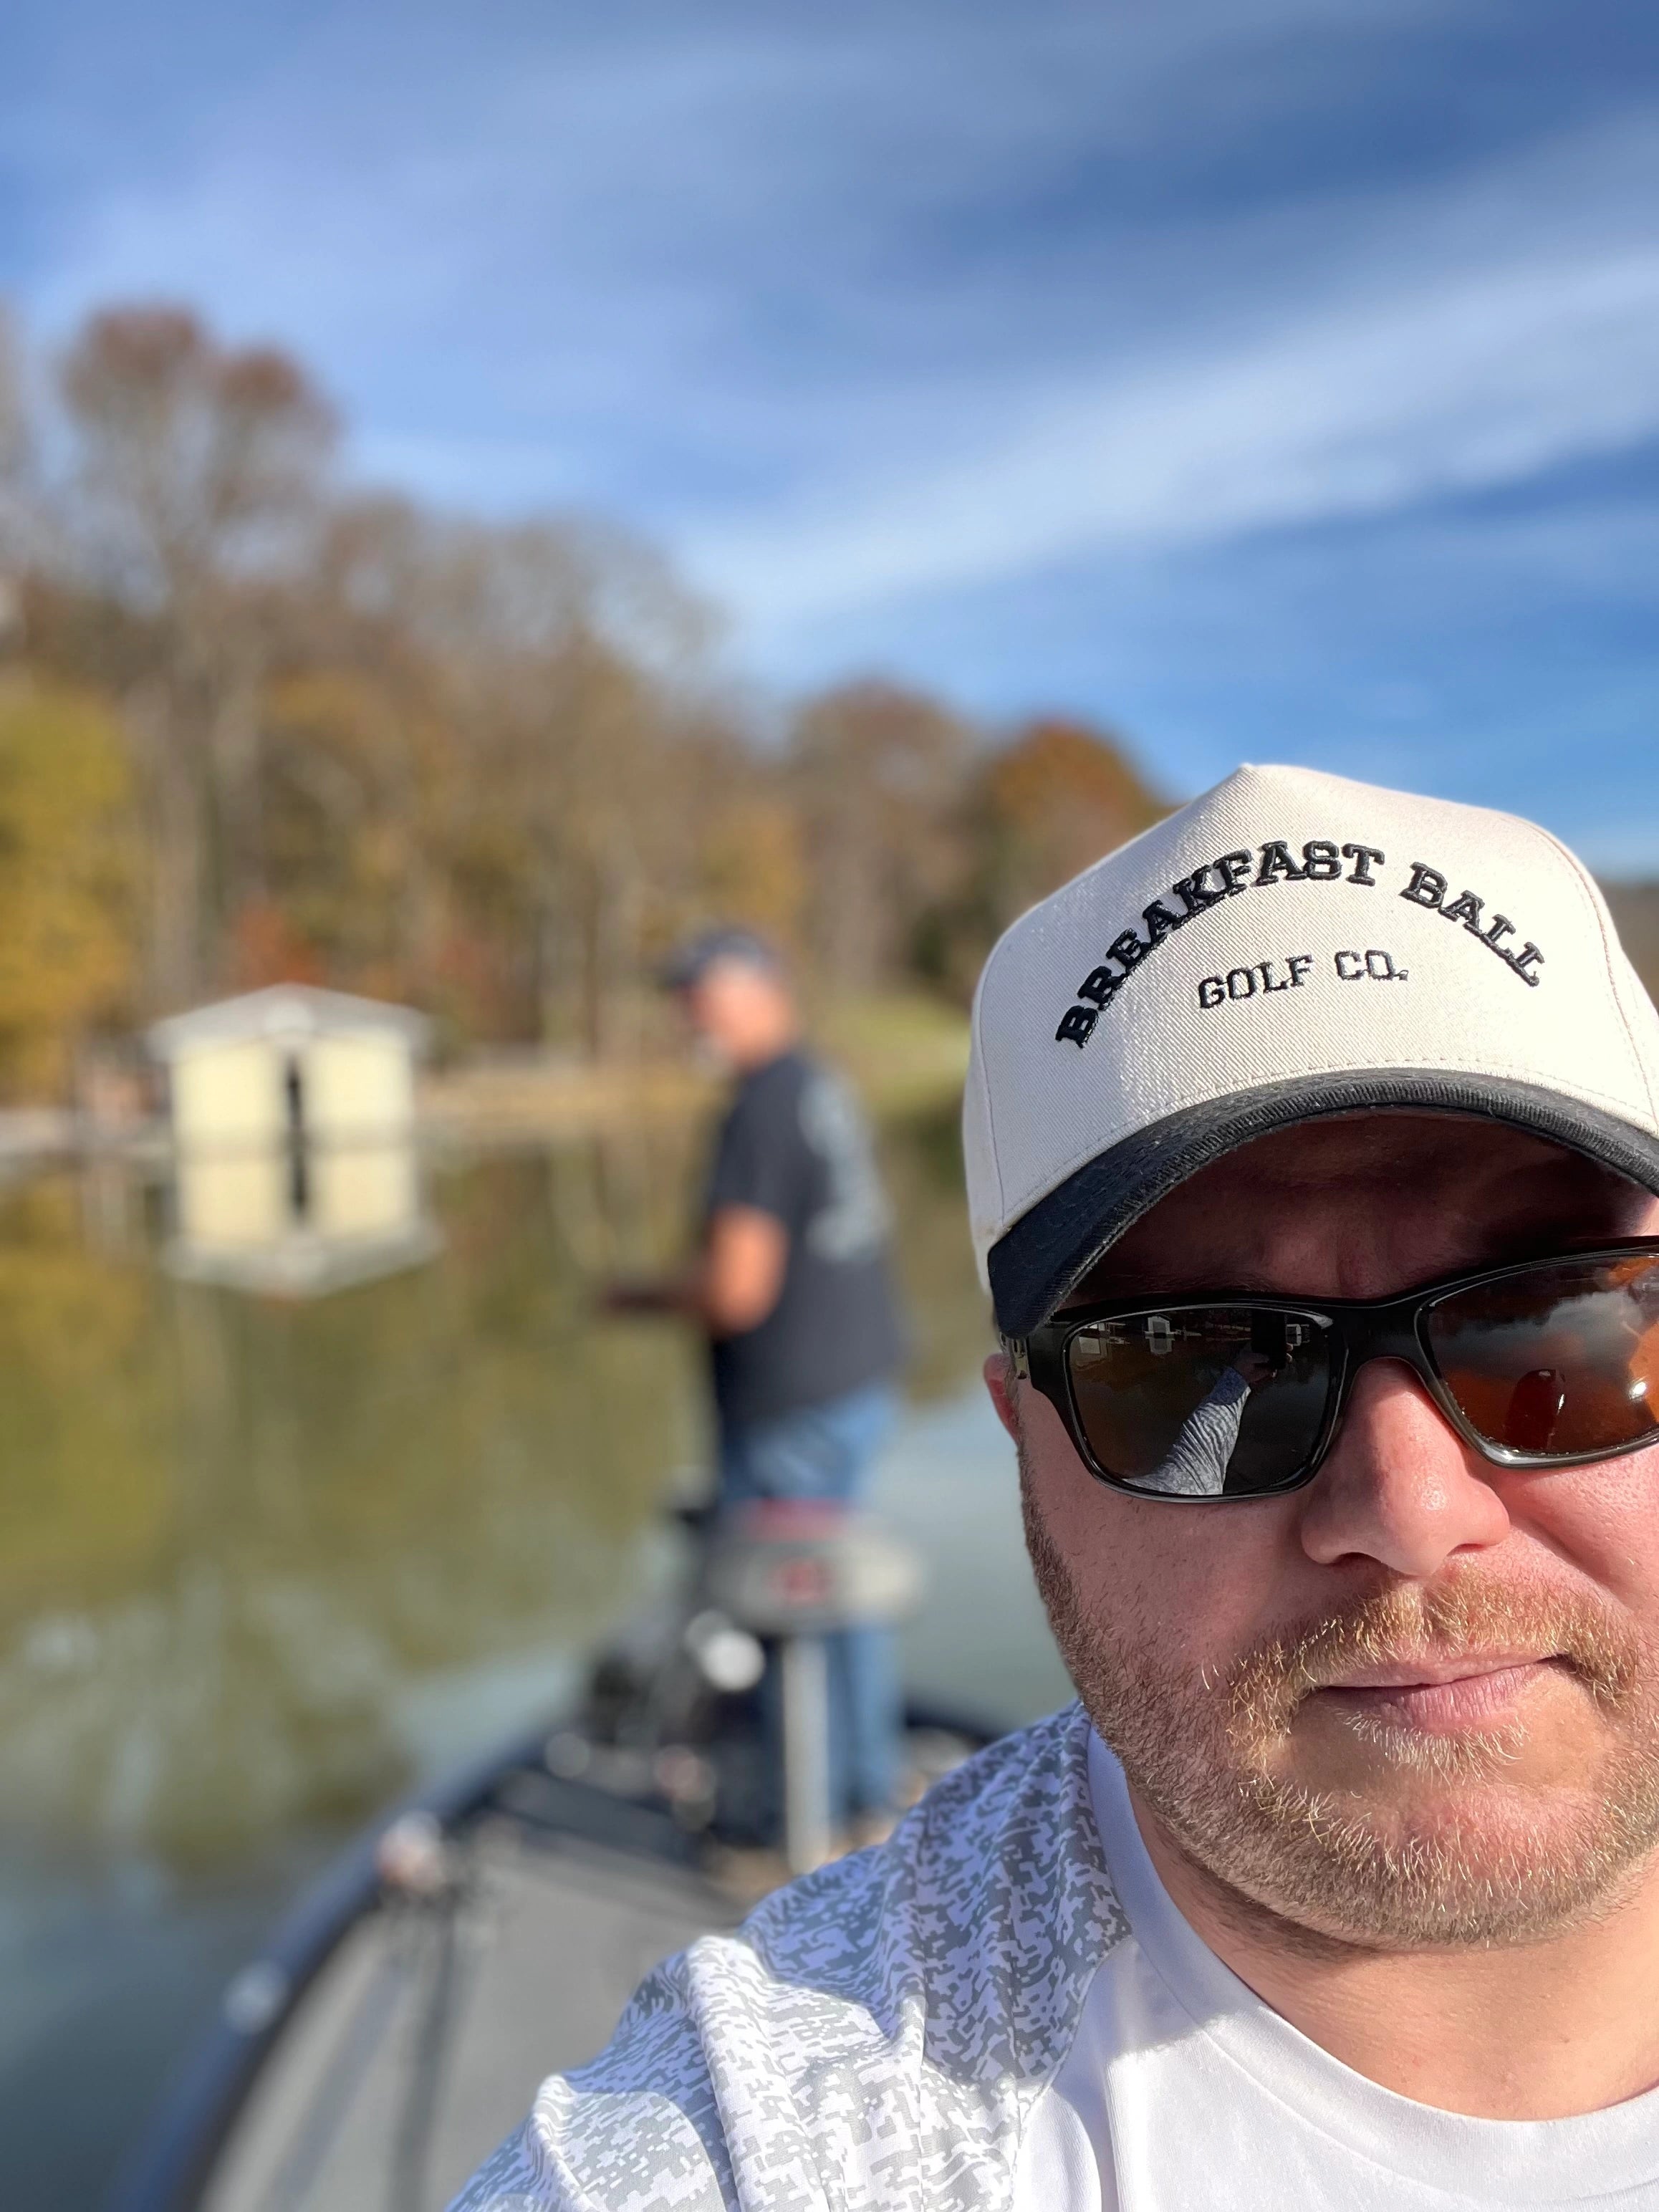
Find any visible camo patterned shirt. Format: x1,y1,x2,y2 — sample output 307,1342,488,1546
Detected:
448,1701,1125,2212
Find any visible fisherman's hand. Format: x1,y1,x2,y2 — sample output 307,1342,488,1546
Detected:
1231,1348,1276,1389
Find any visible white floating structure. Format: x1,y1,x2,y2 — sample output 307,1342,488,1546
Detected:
149,985,430,1152
147,986,438,1297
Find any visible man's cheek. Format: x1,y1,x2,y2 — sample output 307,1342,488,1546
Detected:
1524,1456,1659,1613
1123,1520,1279,1670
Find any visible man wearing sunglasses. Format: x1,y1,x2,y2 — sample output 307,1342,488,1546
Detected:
455,764,1659,2212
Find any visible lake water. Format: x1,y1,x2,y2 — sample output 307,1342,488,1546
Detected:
0,1104,1071,2207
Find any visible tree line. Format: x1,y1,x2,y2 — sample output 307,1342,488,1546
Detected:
0,301,1170,1097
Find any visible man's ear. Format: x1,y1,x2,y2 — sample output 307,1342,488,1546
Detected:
984,1350,1022,1443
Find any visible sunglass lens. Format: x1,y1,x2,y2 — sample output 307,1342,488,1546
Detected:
1425,1252,1659,1461
1065,1307,1332,1497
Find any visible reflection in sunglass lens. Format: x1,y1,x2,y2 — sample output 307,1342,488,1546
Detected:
1425,1254,1659,1461
1065,1307,1332,1497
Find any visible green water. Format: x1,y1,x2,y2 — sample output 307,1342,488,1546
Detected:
0,1105,1068,2206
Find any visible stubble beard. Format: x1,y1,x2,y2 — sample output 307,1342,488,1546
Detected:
1019,1450,1659,1948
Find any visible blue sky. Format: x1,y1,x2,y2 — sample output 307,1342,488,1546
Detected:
4,0,1658,865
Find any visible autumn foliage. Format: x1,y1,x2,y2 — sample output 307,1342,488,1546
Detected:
0,300,1167,1095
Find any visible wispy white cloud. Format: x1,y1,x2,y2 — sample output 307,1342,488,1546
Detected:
12,0,1483,456
40,6,1644,666
689,237,1659,628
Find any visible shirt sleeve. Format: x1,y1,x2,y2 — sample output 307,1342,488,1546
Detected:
446,1711,1114,2212
445,1954,736,2211
1135,1367,1252,1497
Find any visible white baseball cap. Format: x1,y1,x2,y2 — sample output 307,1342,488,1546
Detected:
964,762,1659,1337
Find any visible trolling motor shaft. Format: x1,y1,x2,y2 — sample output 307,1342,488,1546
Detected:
704,1501,925,1875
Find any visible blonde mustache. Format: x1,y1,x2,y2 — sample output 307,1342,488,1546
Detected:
1226,1573,1639,1754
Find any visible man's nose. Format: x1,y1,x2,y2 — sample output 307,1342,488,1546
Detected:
1296,1359,1511,1574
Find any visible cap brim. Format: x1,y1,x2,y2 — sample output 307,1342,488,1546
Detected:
987,1069,1659,1339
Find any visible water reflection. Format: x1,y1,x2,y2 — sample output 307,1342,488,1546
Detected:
0,1105,1007,1865
0,1138,705,1863
165,1142,441,1298
0,1102,1057,2201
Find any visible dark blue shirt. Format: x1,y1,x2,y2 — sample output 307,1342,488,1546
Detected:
706,1050,902,1426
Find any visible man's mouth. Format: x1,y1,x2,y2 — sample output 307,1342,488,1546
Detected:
1311,1653,1571,1733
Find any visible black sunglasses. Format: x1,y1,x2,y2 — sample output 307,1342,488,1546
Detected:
1006,1241,1659,1503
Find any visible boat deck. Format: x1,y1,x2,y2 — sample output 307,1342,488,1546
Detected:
201,1819,741,2212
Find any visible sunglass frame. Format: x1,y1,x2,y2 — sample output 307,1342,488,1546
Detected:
1007,1238,1659,1504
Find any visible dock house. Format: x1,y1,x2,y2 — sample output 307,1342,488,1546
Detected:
147,986,438,1297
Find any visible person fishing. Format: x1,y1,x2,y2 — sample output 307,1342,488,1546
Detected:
605,927,905,1840
460,763,1659,2211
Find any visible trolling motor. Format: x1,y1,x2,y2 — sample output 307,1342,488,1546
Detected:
703,1501,925,1874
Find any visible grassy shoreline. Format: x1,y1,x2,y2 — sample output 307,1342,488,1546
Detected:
419,993,971,1142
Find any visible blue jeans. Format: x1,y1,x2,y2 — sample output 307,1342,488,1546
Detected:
718,1380,901,1819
